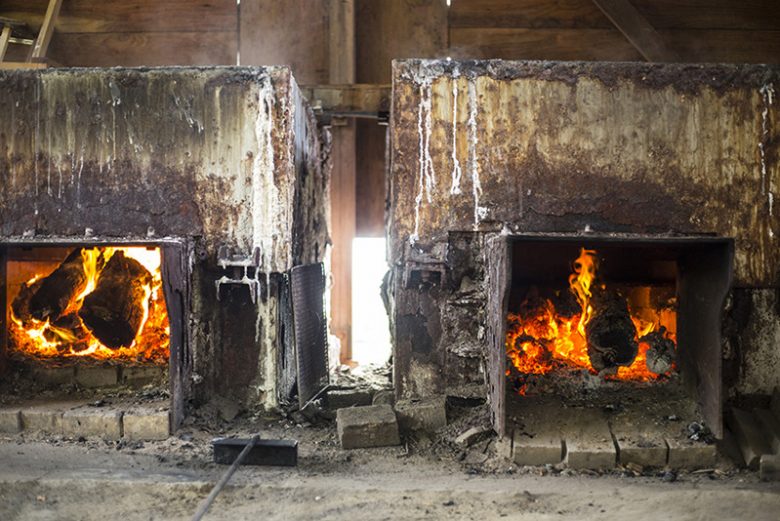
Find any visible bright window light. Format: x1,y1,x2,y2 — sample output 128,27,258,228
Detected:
351,238,391,365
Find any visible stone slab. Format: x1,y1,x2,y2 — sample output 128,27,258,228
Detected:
506,397,565,466
336,404,400,449
62,408,123,439
395,396,447,435
513,430,564,466
372,390,395,406
123,409,170,440
609,413,671,468
754,408,780,454
0,409,22,433
328,389,373,410
75,366,119,388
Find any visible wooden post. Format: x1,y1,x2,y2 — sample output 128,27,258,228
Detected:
0,245,8,377
591,0,679,62
328,0,356,364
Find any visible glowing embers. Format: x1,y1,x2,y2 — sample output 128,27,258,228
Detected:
9,246,169,364
506,248,676,388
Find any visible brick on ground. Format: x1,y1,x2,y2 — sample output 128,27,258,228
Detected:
506,397,564,466
121,366,165,387
609,411,670,468
563,407,616,470
0,408,21,433
21,406,65,433
336,404,400,449
31,366,75,386
123,409,170,440
76,366,119,388
62,407,123,439
394,396,447,435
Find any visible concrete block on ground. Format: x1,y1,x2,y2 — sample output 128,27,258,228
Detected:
328,389,373,410
121,366,165,387
760,453,780,481
62,408,123,439
727,407,772,470
0,409,22,433
372,390,395,406
395,396,447,435
75,366,119,388
666,439,717,469
31,366,75,386
21,407,64,433
336,404,400,449
754,408,780,454
563,408,616,470
123,409,170,440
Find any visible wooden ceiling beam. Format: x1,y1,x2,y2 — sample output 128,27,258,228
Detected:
591,0,679,62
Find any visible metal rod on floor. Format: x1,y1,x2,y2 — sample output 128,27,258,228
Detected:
191,434,260,521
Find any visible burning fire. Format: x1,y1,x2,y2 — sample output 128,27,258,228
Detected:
9,246,169,364
506,248,676,387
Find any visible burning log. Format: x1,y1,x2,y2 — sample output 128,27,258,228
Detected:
27,249,88,321
11,277,44,322
641,328,675,375
585,291,638,372
79,251,152,349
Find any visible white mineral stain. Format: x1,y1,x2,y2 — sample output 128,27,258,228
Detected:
760,83,775,238
467,78,486,227
450,69,463,195
410,78,436,245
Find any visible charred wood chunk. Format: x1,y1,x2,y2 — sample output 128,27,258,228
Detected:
79,251,152,349
28,249,87,322
585,291,638,372
44,313,91,352
11,278,44,322
641,328,675,375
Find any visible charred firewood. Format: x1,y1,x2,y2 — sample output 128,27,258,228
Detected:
641,328,675,375
585,290,639,372
11,277,45,322
79,251,152,349
28,249,87,322
44,313,91,352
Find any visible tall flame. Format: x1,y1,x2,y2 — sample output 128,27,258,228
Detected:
569,248,597,336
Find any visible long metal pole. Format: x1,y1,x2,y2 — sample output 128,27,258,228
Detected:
191,435,260,521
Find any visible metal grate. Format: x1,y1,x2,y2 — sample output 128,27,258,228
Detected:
290,263,329,407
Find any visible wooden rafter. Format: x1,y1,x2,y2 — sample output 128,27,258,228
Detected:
592,0,679,62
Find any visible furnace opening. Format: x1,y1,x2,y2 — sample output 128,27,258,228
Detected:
6,245,170,365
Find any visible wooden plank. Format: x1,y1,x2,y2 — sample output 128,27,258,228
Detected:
31,0,63,60
356,0,447,84
329,0,356,363
485,235,510,438
0,25,11,61
449,27,643,61
448,0,613,29
299,84,390,117
592,0,679,62
660,29,780,64
356,120,386,238
632,0,780,31
48,31,237,66
239,0,329,84
0,0,237,33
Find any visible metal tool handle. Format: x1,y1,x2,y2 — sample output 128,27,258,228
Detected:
191,434,260,521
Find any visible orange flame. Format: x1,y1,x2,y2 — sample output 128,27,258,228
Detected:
506,248,676,387
9,246,169,364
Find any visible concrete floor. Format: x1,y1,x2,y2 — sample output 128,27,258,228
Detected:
1,436,778,521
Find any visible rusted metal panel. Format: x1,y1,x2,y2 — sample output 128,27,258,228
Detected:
389,60,780,287
485,234,510,438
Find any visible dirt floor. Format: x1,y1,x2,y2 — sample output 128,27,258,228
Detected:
0,403,779,521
